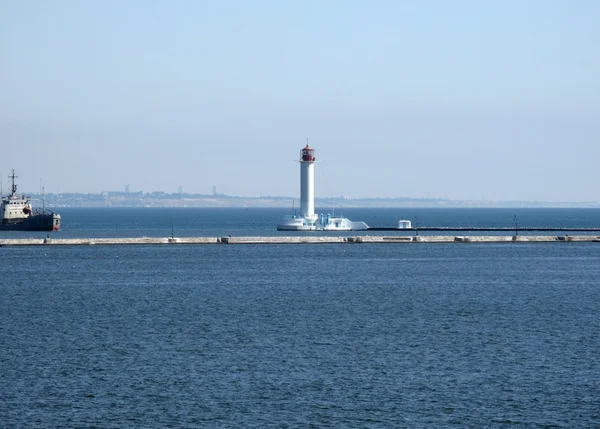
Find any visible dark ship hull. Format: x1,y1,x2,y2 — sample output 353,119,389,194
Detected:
0,213,61,231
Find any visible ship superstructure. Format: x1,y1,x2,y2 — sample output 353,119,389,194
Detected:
0,170,61,231
277,144,368,231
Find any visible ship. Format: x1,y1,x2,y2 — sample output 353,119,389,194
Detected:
0,170,61,232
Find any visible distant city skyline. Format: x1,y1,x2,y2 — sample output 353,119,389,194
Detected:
2,1,599,202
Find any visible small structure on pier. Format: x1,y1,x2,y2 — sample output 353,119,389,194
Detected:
398,220,412,229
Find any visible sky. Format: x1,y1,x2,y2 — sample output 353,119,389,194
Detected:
1,0,599,202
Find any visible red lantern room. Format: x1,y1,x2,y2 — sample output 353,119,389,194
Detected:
300,145,315,162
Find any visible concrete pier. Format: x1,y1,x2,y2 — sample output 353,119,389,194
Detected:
368,227,600,232
1,235,599,246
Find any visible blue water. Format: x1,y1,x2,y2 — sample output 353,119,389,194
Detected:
1,209,600,428
5,207,600,238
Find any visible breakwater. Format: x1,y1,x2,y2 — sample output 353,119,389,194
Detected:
1,235,599,246
368,227,600,232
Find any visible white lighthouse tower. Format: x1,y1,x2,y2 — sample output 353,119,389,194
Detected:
299,144,317,220
276,143,369,231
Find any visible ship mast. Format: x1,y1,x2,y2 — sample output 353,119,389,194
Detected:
9,169,17,196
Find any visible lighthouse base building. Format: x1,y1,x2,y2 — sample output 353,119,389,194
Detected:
276,214,369,231
276,145,369,231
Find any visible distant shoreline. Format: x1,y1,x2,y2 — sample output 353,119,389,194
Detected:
23,193,600,209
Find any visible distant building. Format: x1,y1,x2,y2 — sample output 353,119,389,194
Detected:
212,185,217,196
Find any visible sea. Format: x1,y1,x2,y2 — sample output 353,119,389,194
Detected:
1,208,599,428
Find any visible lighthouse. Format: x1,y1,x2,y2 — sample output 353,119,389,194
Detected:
276,142,369,231
299,145,317,220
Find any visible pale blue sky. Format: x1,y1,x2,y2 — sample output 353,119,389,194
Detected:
1,1,598,202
